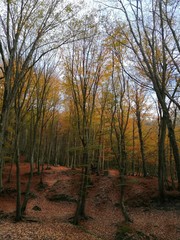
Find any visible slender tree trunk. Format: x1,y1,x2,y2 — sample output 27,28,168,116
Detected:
158,116,166,203
40,161,44,185
14,118,22,221
21,121,37,213
132,118,135,176
0,156,4,191
168,107,177,190
47,143,52,169
73,151,89,225
119,136,132,222
0,108,9,191
21,148,34,214
169,145,175,189
15,147,22,221
7,151,15,183
67,132,70,167
71,136,77,169
136,108,147,177
119,171,131,222
53,128,58,166
36,118,45,174
39,142,46,185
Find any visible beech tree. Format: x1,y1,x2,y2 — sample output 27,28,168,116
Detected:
162,1,180,109
13,67,34,221
133,85,148,177
104,0,180,191
21,58,60,215
63,15,106,224
0,0,81,192
94,80,111,174
109,52,131,222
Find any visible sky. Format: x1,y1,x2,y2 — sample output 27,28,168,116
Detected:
70,0,98,10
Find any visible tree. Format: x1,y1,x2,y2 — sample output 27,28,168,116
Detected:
108,50,131,222
133,85,148,177
63,15,105,224
94,80,111,174
13,68,34,221
104,0,180,191
21,58,60,214
162,0,180,109
0,0,81,191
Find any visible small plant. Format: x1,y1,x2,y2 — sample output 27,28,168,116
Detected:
115,224,133,239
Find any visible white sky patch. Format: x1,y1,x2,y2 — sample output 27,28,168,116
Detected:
84,0,96,7
69,0,98,10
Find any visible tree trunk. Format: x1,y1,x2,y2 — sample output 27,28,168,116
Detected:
157,96,180,190
0,158,4,192
15,149,22,221
119,137,132,222
136,106,147,177
0,108,9,191
119,173,132,222
21,119,37,214
131,118,135,176
21,148,34,214
7,151,15,183
73,152,89,225
158,116,166,203
39,143,46,185
169,145,175,189
165,114,180,190
15,123,22,221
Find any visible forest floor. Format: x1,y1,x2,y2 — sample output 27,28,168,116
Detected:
0,163,180,240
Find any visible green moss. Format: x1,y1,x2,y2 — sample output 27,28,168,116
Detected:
115,224,133,240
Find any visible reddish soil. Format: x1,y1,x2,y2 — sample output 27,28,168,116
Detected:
0,163,180,240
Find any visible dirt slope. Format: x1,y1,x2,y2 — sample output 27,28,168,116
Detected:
0,164,180,240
